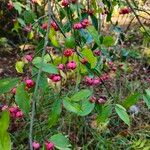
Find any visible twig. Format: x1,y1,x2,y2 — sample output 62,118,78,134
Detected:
125,0,150,36
125,17,135,33
133,8,150,16
29,1,52,149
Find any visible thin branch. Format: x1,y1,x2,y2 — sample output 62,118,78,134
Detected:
134,8,150,16
125,17,135,33
29,1,52,150
125,0,150,36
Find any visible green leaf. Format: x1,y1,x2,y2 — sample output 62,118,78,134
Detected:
143,95,150,109
90,15,98,30
0,111,9,133
23,10,36,24
87,26,101,46
0,111,11,150
0,132,11,150
17,18,26,26
15,83,30,115
15,61,24,73
102,36,114,47
123,92,140,108
44,54,51,63
82,48,97,68
63,97,81,113
142,89,150,109
115,104,130,126
65,36,76,48
63,96,95,116
32,68,48,90
48,100,62,128
97,105,112,123
49,28,60,48
13,2,23,14
0,78,19,95
50,133,71,150
146,89,150,97
71,89,92,102
28,31,34,40
33,58,58,74
37,63,58,74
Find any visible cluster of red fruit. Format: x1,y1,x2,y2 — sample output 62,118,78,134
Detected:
90,96,107,104
49,61,77,82
48,49,77,82
32,141,54,150
7,1,14,10
85,76,101,86
85,73,110,86
24,21,58,33
41,21,59,31
73,19,90,30
119,8,131,15
11,79,35,95
2,105,23,119
61,0,77,7
107,61,117,72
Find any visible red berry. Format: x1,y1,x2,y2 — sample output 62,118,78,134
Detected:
97,98,106,104
81,58,88,64
16,111,23,118
58,64,65,70
67,61,77,70
90,96,96,103
32,141,40,150
85,76,94,85
71,0,77,4
45,142,54,150
49,74,61,82
87,9,94,15
61,0,69,7
42,23,48,30
51,21,59,31
24,24,32,32
11,87,16,94
24,54,33,62
25,79,35,88
93,50,101,56
81,19,90,28
73,23,83,30
7,1,14,10
93,78,101,85
64,49,74,57
31,0,38,3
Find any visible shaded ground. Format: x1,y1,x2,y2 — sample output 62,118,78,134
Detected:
0,48,19,78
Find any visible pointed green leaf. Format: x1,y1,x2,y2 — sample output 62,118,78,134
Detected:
15,83,30,115
97,105,112,123
0,111,9,133
33,57,58,74
63,96,95,116
0,132,11,150
15,61,24,73
71,89,92,102
143,95,150,109
50,133,71,150
115,104,130,126
102,36,115,47
48,100,62,128
0,78,19,95
82,48,97,68
123,92,140,108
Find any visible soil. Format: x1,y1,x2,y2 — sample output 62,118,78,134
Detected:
0,48,19,79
